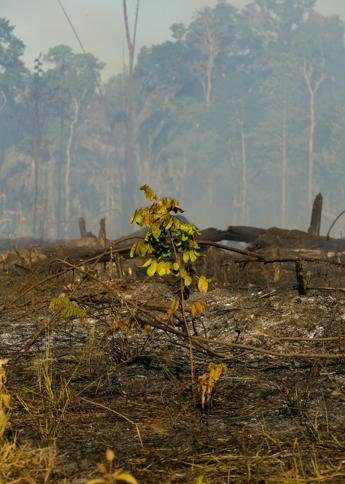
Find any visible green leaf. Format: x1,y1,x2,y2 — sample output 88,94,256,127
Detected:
114,471,138,484
190,251,198,262
141,258,152,268
152,226,161,239
198,275,208,293
130,209,143,225
138,243,149,257
183,251,190,263
165,216,174,230
157,262,167,276
147,259,158,277
184,275,192,286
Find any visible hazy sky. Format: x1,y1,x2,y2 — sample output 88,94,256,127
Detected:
2,0,345,78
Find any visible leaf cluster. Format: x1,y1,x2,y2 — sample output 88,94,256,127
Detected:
49,296,87,321
130,185,202,288
130,185,210,321
198,363,228,411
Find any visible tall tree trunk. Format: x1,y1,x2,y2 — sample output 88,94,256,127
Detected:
307,87,315,211
303,59,324,211
46,159,55,238
32,84,42,237
122,0,141,230
204,33,215,107
199,23,216,108
16,201,24,238
281,93,288,228
64,97,80,236
240,119,248,225
57,57,66,239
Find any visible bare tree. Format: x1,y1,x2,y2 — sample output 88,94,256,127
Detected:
239,119,248,225
122,0,140,78
31,58,44,237
281,91,288,227
187,11,221,107
121,0,141,228
303,58,325,211
64,89,87,235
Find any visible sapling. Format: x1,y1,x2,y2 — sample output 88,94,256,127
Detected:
130,185,211,395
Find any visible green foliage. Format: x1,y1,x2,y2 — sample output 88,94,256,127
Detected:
3,1,345,236
49,296,87,320
0,17,26,84
130,185,209,318
131,186,197,275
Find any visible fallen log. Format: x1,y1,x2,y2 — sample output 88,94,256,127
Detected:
2,224,345,272
200,225,345,252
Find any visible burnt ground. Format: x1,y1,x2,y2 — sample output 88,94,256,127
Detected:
0,247,344,483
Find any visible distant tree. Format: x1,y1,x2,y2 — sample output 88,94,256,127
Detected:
185,2,240,107
121,0,141,230
44,45,104,235
292,12,345,210
0,18,27,155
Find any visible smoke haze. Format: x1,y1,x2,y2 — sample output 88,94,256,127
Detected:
2,1,343,78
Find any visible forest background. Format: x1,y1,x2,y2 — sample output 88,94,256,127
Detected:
1,0,345,239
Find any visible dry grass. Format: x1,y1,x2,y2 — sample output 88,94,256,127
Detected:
0,441,56,484
0,358,56,484
0,257,344,482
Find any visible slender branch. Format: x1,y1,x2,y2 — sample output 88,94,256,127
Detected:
326,209,345,240
122,0,133,52
191,334,345,360
259,332,345,343
137,309,345,361
57,0,87,54
230,257,345,269
132,0,140,54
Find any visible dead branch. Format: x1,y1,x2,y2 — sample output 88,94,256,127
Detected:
326,209,345,240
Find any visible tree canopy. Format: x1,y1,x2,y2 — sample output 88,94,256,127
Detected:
1,0,345,238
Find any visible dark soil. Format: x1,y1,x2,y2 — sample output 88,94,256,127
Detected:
0,249,344,483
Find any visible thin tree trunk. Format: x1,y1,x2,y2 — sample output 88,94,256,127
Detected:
205,36,215,107
64,97,80,236
40,164,49,239
32,84,42,237
281,94,287,228
122,0,141,230
47,159,55,238
122,0,140,78
303,60,324,211
199,24,216,108
307,87,315,211
57,57,66,239
240,120,248,225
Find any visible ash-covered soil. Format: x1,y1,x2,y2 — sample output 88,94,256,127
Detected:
0,254,344,483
